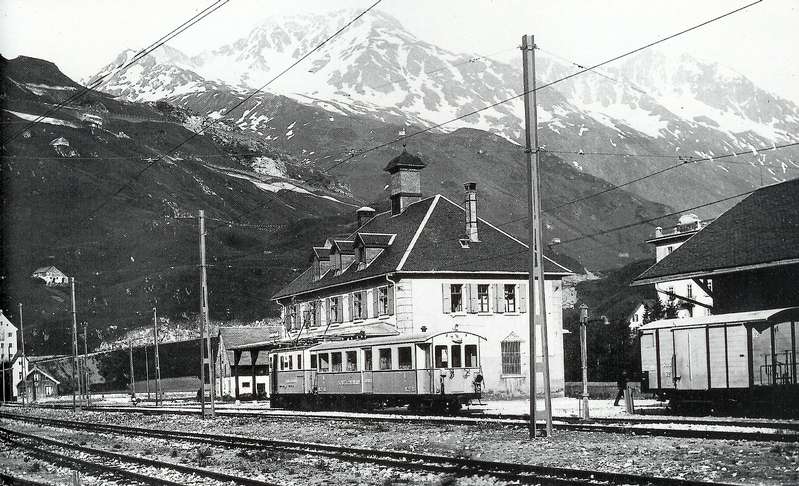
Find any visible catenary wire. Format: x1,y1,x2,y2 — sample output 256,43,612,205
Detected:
323,0,764,173
1,0,230,145
73,1,383,230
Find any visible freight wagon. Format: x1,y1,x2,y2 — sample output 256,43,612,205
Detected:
639,307,799,415
269,330,485,412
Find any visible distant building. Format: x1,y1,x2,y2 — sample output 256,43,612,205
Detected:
17,367,60,402
79,113,103,128
645,214,713,317
633,179,799,314
272,150,573,397
32,265,68,286
218,326,281,399
0,311,18,364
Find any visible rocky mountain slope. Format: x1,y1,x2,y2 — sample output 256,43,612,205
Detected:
87,10,799,214
2,54,674,356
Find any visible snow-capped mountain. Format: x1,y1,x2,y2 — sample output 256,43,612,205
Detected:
86,9,799,211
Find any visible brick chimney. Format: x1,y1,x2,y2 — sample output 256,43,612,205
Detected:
384,149,425,215
464,182,479,242
356,206,376,227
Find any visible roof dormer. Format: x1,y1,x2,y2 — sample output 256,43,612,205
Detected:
329,239,356,275
354,233,396,270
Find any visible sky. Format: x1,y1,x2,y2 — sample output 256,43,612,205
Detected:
1,0,798,102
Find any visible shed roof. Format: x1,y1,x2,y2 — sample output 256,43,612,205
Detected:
638,307,799,331
633,179,799,285
219,326,280,349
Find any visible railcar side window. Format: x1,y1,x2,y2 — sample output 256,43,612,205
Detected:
320,353,330,372
280,356,285,370
379,348,392,370
332,352,343,372
346,350,358,371
297,354,303,369
398,346,412,369
288,355,293,370
465,345,478,367
364,349,373,370
310,354,318,369
434,345,448,368
450,345,462,367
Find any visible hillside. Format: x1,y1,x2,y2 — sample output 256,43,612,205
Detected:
87,9,799,216
2,54,671,356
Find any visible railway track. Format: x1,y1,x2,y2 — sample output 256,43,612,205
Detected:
0,424,279,486
0,412,736,486
7,403,798,442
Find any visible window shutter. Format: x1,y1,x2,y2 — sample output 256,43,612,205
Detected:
325,299,331,326
519,283,527,313
495,284,505,314
468,284,479,313
349,293,355,321
373,288,380,316
315,301,322,326
387,285,395,315
283,306,291,329
442,283,451,314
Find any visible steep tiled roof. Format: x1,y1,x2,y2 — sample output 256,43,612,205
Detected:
219,326,280,349
272,195,573,300
633,179,799,285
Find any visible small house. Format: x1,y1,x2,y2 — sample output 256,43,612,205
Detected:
18,367,60,402
32,265,68,286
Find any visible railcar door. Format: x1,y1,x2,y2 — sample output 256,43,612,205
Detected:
416,343,433,394
270,354,278,396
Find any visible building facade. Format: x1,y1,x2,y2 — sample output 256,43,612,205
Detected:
272,151,572,397
18,367,60,402
647,214,713,317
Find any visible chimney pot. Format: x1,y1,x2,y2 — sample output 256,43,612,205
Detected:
464,182,479,242
356,206,376,227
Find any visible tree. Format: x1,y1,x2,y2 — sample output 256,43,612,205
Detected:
642,299,678,324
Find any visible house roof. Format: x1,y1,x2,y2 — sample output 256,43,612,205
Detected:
32,265,67,277
26,366,61,385
219,326,280,349
272,194,573,300
383,149,426,173
633,179,799,285
331,240,355,255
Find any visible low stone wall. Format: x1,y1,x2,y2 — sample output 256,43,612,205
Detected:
565,381,641,399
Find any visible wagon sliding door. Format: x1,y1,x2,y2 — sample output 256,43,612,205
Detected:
673,327,708,390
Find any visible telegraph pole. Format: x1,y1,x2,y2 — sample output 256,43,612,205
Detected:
128,338,135,398
145,345,150,399
198,210,215,418
521,34,553,438
70,277,79,412
153,307,162,406
19,303,26,406
83,324,90,407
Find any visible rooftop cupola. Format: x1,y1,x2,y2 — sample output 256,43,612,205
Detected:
384,149,425,215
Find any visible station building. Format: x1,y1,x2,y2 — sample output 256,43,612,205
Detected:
271,150,572,397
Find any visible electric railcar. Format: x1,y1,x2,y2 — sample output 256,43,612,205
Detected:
269,330,485,412
639,307,799,415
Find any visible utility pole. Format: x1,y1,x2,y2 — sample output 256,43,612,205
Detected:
521,34,553,438
83,324,90,407
70,277,79,412
153,307,162,406
19,303,26,406
145,344,150,400
579,305,590,420
198,210,215,418
128,338,135,398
